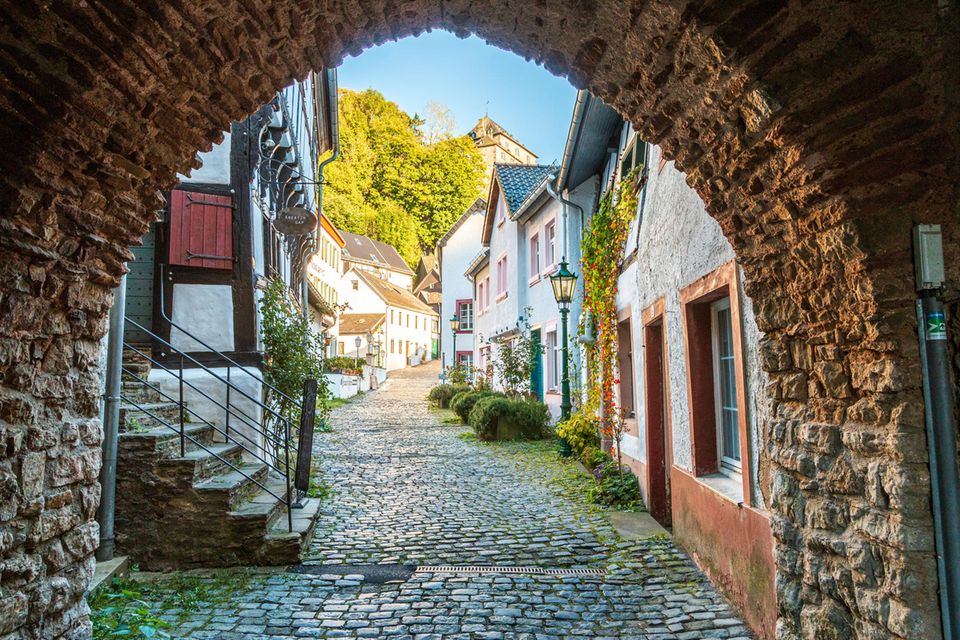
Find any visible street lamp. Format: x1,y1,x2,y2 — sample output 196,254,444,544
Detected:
449,312,460,370
550,259,578,456
354,335,362,372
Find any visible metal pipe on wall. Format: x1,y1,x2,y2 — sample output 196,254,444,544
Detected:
913,224,960,640
96,274,126,561
302,68,340,322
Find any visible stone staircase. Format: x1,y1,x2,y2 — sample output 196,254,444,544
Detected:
114,349,320,570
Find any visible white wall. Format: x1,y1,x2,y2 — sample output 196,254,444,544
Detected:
608,136,769,508
170,284,235,352
339,272,435,371
439,212,484,369
486,191,523,340
382,306,436,371
148,366,266,463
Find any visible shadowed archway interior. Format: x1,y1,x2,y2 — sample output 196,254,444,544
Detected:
0,1,957,638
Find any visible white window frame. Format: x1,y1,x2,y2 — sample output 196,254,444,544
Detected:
529,233,540,278
711,297,741,474
458,300,474,331
545,220,557,268
545,330,558,391
497,256,508,296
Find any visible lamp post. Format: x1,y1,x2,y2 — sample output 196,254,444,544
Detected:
449,312,460,371
551,259,578,457
354,335,362,373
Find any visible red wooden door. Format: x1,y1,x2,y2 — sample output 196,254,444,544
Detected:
168,189,233,270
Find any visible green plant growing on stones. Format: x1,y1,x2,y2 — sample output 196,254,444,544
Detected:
587,457,642,510
555,409,600,455
90,572,260,639
446,362,470,385
580,446,610,471
307,480,332,500
91,584,171,639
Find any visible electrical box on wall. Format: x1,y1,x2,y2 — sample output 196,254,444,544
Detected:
913,224,945,291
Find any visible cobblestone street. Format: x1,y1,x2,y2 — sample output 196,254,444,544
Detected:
161,363,752,639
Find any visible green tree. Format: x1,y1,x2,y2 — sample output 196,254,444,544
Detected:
324,89,485,266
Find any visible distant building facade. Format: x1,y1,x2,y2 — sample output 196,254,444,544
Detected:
340,230,415,289
341,269,437,371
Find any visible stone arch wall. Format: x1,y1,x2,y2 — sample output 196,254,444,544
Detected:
0,0,956,637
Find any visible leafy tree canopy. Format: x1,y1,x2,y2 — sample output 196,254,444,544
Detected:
323,89,485,266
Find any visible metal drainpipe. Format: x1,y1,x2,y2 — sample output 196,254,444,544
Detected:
96,273,126,561
545,176,584,262
302,69,340,322
913,224,960,640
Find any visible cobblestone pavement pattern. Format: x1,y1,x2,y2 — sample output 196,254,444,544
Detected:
160,363,752,638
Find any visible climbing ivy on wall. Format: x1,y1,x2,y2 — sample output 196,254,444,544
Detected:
580,173,639,440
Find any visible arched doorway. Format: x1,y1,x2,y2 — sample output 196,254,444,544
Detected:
0,2,957,638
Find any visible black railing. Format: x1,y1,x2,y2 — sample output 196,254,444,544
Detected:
119,274,317,532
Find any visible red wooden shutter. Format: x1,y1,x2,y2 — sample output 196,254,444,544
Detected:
168,189,233,270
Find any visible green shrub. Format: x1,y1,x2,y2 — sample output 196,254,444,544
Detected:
555,410,600,455
427,384,470,407
450,390,504,424
468,396,550,441
587,459,642,509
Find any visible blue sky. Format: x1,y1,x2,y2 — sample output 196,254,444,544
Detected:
337,31,577,164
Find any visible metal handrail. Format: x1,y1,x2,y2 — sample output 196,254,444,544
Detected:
118,397,284,505
156,265,298,406
123,319,297,532
120,349,284,450
120,369,285,474
125,317,291,428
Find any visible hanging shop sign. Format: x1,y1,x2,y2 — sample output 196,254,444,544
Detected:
273,206,318,236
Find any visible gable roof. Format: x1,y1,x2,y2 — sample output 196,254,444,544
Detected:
339,230,414,275
481,164,557,244
495,164,556,214
437,197,486,250
413,270,439,295
468,117,537,159
338,313,386,336
557,90,623,191
354,269,436,315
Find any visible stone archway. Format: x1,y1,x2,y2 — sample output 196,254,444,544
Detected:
0,1,957,637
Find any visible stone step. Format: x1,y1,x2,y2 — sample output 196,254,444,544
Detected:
229,476,291,529
119,401,186,432
119,422,217,458
194,463,270,511
160,442,244,481
120,380,163,404
258,497,321,565
122,349,153,376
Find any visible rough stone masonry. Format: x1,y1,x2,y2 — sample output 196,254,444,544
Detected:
0,0,957,638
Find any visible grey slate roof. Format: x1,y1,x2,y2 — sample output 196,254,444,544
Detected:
494,164,557,215
339,230,414,275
